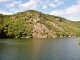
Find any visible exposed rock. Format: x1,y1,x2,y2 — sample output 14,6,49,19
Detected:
32,23,53,38
49,21,64,31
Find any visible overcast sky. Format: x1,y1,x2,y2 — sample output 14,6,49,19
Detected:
0,0,80,21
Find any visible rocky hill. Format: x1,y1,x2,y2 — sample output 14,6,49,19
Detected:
0,10,80,38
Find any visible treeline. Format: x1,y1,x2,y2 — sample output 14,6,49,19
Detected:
0,10,80,38
0,14,33,38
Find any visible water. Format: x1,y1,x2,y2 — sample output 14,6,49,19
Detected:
0,37,80,60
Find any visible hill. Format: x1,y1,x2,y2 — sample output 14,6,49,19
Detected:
0,10,80,38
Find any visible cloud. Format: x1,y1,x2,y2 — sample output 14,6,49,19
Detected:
42,5,47,9
0,0,9,2
6,1,22,7
48,0,64,8
36,0,64,8
50,10,65,15
54,0,59,2
19,0,40,9
0,0,13,2
49,3,57,8
50,0,80,21
18,0,63,9
0,10,12,15
1,0,63,14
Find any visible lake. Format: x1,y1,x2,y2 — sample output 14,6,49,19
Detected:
0,37,80,60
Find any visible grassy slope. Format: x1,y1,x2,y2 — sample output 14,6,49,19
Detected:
0,10,80,38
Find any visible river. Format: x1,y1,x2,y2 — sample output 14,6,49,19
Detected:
0,37,80,60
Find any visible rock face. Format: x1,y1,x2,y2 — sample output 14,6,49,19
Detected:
49,21,63,31
32,23,53,38
0,10,80,38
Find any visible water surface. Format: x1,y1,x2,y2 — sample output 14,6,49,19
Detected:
0,37,80,60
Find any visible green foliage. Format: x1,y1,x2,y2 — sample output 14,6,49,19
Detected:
0,10,80,38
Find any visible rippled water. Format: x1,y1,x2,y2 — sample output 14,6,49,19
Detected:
0,37,80,60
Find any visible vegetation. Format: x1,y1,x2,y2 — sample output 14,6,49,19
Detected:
78,37,80,45
0,10,80,38
78,40,80,45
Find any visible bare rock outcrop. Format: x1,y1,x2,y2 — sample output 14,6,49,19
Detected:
32,23,53,38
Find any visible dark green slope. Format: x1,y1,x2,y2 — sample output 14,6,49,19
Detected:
0,10,80,38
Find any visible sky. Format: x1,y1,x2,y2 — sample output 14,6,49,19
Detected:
0,0,80,21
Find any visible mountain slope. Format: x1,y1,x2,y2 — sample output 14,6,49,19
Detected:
0,10,80,38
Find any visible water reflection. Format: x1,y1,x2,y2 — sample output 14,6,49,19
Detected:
0,38,80,60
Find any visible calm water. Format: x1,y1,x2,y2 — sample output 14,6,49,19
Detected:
0,37,80,60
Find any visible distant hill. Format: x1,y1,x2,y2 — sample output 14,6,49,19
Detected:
0,10,80,38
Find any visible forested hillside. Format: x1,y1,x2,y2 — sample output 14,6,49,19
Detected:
0,10,80,38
